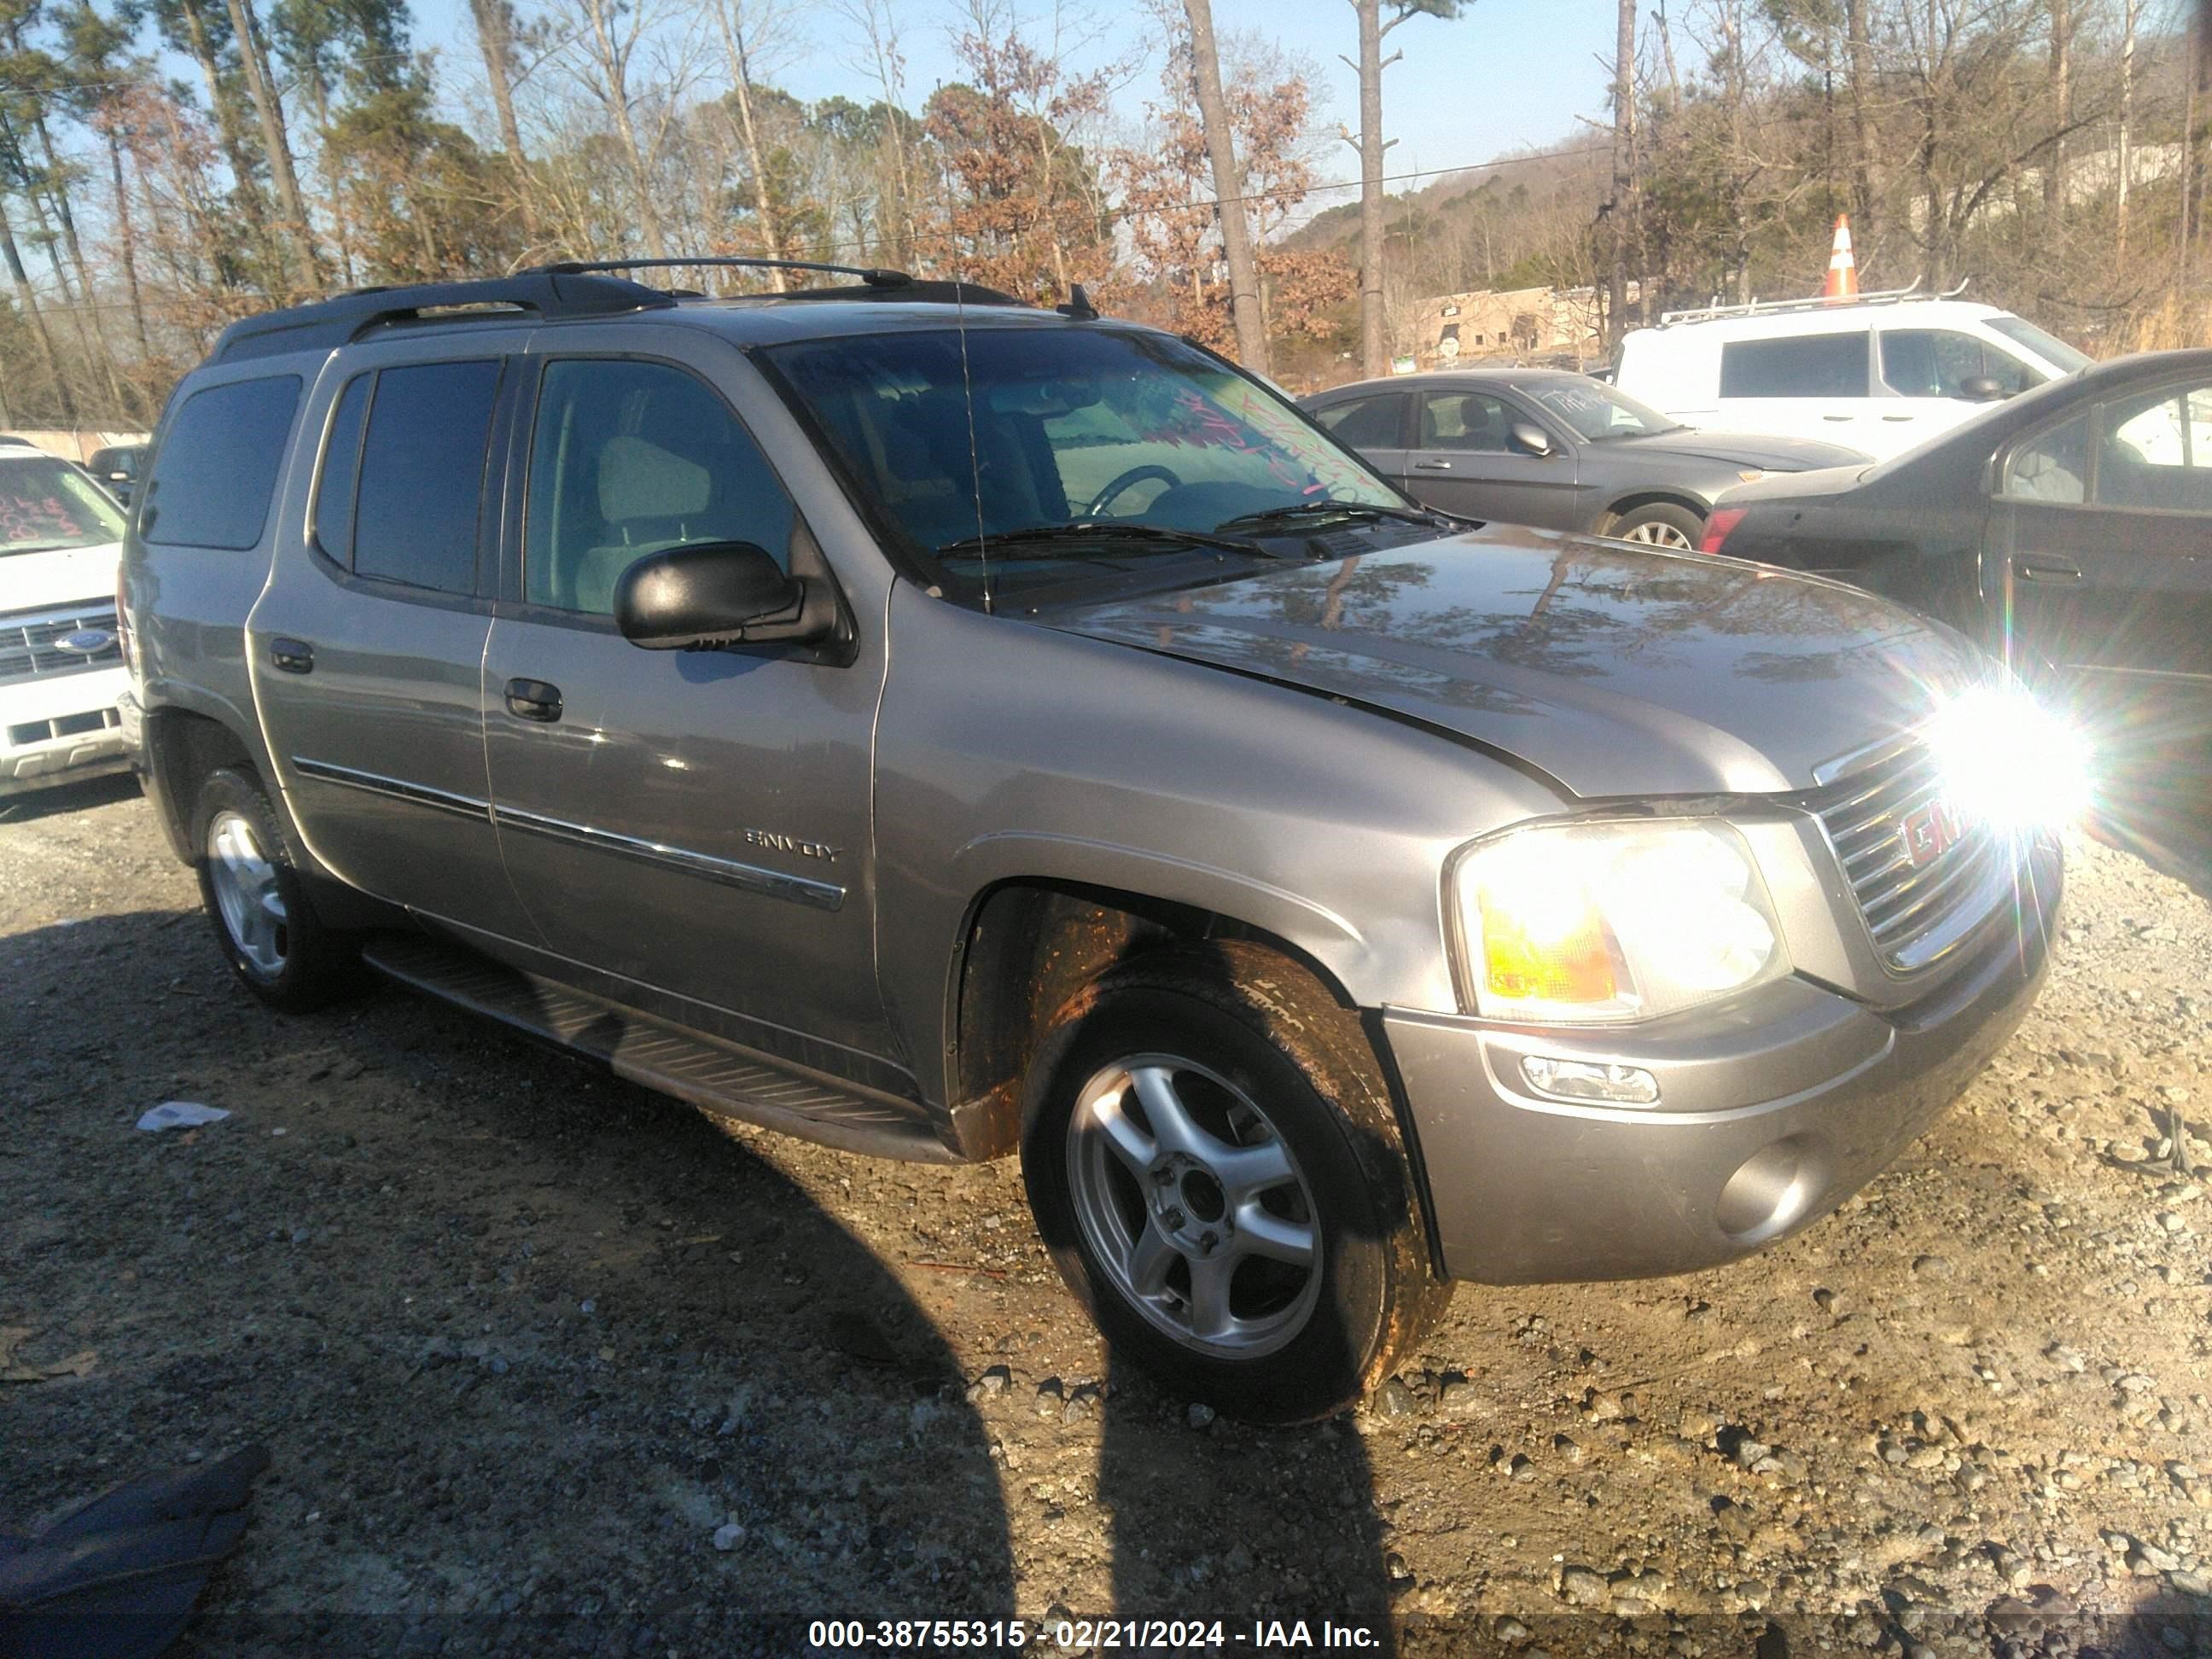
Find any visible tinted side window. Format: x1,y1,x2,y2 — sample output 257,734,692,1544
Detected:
2098,383,2212,511
525,359,793,614
143,375,302,550
1418,391,1512,451
1718,334,1869,399
1315,393,1404,449
2002,410,2089,504
312,373,372,565
1881,329,2035,399
352,360,503,594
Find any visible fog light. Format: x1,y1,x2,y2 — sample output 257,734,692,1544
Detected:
1520,1055,1661,1107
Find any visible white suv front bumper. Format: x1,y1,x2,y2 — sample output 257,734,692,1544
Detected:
1,658,131,798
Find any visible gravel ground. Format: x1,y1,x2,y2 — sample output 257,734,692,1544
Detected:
3,777,2209,1658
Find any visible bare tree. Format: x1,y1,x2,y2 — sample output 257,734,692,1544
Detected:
1341,0,1464,375
220,0,321,283
1183,0,1266,370
563,0,688,257
713,0,787,286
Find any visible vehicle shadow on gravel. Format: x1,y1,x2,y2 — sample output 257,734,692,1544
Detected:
0,771,140,824
2,908,1419,1656
2,910,1021,1656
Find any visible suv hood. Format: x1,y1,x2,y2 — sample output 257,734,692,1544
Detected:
1051,527,1983,798
1626,430,1870,471
2,542,121,615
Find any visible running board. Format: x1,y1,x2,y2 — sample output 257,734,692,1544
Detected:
359,934,961,1164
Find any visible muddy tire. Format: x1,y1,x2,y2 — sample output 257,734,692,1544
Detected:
192,765,357,1013
1020,943,1451,1423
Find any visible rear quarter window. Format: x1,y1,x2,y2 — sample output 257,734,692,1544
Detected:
1718,334,1870,399
143,375,303,550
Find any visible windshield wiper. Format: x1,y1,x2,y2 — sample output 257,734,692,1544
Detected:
1214,499,1450,533
934,521,1262,560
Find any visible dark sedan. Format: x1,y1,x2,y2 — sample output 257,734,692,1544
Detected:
1302,368,1867,549
1705,346,2212,830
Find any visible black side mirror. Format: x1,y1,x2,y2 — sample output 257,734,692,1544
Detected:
1959,375,2009,403
614,541,836,650
1508,422,1557,457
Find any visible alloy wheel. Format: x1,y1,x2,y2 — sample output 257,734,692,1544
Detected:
1065,1054,1322,1359
1619,518,1697,550
207,808,289,980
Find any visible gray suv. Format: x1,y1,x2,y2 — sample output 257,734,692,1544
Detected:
119,259,2067,1422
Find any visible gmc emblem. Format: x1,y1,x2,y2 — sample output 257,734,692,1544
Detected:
1901,797,1966,867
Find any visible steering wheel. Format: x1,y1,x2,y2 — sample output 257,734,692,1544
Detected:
1083,464,1183,518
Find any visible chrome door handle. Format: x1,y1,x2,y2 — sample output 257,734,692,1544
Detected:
2018,562,2083,585
1414,459,1454,470
270,637,314,674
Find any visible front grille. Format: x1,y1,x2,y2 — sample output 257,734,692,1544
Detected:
0,603,123,686
1804,731,2007,974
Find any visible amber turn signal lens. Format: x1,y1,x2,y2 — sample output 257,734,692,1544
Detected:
1477,888,1617,1005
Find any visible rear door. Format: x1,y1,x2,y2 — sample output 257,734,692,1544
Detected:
480,327,895,1066
247,337,538,940
1308,390,1409,487
1992,378,2212,742
1714,329,1875,448
1404,387,1580,527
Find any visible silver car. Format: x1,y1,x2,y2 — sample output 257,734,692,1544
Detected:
119,259,2067,1421
1303,369,1868,549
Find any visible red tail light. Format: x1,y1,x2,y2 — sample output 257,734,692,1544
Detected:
1698,507,1748,556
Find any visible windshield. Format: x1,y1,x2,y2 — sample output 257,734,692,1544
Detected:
0,453,126,555
1522,377,1680,440
1988,316,2093,375
763,326,1406,597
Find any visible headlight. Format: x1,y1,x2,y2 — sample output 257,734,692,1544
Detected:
1924,684,2090,835
1450,819,1790,1023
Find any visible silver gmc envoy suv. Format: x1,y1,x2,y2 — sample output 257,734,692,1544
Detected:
119,259,2068,1421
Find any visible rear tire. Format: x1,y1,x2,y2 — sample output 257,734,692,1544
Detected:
192,766,357,1013
1020,944,1451,1423
1610,501,1705,550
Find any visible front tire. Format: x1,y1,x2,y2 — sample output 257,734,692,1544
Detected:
1610,501,1705,550
192,766,357,1012
1020,946,1450,1423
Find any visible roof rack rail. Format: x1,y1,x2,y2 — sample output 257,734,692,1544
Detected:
533,255,1027,309
212,271,676,364
532,255,913,288
1656,276,1969,328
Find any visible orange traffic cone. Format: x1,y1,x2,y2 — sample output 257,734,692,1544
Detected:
1823,215,1859,302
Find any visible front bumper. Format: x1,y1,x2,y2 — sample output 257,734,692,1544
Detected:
1386,837,2058,1284
0,667,131,797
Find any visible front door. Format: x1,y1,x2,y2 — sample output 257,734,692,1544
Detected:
1405,387,1580,527
480,335,895,1068
249,341,539,940
1992,381,2212,748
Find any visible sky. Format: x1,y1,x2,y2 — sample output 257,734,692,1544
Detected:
402,0,1627,222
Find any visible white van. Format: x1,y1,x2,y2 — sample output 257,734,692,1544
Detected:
0,437,132,795
1614,292,2092,461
